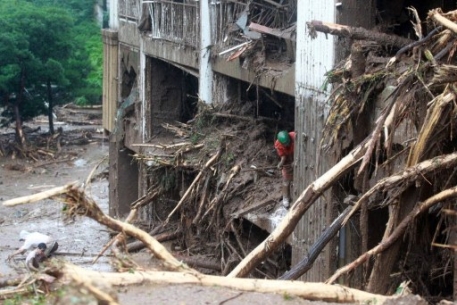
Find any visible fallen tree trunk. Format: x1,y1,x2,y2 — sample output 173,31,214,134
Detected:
49,262,395,304
429,9,457,34
327,185,457,284
2,183,197,274
173,255,222,272
307,20,414,48
2,183,78,207
228,140,369,278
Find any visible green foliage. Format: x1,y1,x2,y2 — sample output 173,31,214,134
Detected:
72,21,103,105
223,151,235,167
282,292,293,300
27,0,97,24
0,0,103,125
190,133,201,145
4,293,47,305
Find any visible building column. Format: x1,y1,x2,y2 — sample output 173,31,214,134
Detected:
293,0,335,282
212,73,238,104
102,29,118,132
199,0,213,104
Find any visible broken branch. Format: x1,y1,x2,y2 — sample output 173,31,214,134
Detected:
2,182,78,206
327,185,457,284
429,9,457,34
3,183,197,273
165,147,223,224
343,151,457,226
307,20,414,48
228,140,368,278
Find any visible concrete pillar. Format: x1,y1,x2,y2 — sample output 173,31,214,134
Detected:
102,29,118,132
199,0,213,104
109,0,118,29
108,140,139,218
293,0,335,282
212,73,238,104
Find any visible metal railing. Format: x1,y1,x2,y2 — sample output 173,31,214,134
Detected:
119,0,140,20
146,0,200,48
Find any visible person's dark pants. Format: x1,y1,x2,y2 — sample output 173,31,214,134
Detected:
40,242,59,261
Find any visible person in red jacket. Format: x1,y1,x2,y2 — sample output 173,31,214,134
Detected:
274,130,295,208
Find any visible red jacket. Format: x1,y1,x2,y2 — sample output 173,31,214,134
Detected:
274,131,295,159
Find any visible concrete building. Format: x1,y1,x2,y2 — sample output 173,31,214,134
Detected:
102,0,453,283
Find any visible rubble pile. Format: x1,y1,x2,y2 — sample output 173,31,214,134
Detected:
318,8,457,299
132,100,289,278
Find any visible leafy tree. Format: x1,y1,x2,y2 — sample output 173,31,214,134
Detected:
27,0,104,106
0,0,103,144
0,1,75,139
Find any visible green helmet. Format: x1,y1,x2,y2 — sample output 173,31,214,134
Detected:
277,131,290,145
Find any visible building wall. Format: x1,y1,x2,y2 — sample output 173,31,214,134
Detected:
105,0,365,282
293,0,335,282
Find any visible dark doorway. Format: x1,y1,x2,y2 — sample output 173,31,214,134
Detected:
148,58,198,135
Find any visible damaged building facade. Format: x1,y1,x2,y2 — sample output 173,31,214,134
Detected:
102,0,457,287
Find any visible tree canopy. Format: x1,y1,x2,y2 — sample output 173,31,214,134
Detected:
0,0,103,140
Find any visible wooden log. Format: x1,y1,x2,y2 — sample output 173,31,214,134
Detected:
429,9,457,34
93,189,160,263
66,272,119,305
173,255,222,272
126,230,182,252
249,22,295,41
192,174,211,224
231,198,275,219
2,182,78,206
307,20,414,48
0,288,29,300
228,140,369,278
33,157,75,168
49,262,396,304
343,151,457,226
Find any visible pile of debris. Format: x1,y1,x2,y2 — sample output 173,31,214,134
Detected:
0,103,104,160
130,100,289,278
5,6,457,305
313,8,457,299
128,6,457,301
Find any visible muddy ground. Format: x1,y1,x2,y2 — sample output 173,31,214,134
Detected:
0,124,349,305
